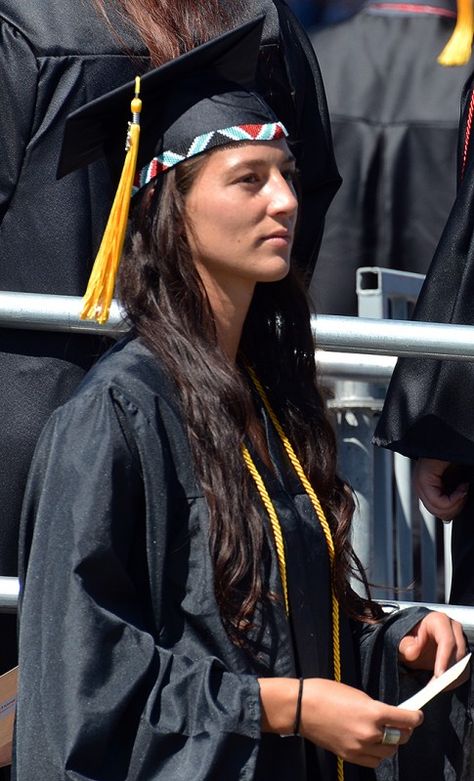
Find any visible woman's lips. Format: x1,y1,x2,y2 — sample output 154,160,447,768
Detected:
261,231,292,245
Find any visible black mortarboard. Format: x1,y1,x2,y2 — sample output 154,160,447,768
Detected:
57,17,288,323
58,16,286,184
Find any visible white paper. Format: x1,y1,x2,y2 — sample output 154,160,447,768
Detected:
398,652,471,711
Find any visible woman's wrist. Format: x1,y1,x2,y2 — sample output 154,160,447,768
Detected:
293,677,304,736
258,677,303,735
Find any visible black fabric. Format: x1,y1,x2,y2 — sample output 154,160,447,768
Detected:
357,608,471,780
14,335,463,781
0,0,145,677
0,0,339,682
308,4,474,315
450,494,474,606
247,0,342,281
58,20,278,180
373,71,474,607
374,67,474,462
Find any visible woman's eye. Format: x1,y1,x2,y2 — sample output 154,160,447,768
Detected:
238,173,259,184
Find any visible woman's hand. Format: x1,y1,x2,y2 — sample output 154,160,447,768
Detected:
398,611,469,680
258,677,422,768
299,679,422,768
414,458,469,520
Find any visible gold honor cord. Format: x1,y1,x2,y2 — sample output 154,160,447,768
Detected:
242,444,289,615
243,367,344,781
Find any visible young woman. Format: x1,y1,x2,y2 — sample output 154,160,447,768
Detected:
92,0,342,282
14,21,468,781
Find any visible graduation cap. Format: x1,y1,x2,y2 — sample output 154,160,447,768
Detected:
58,17,288,323
438,0,474,65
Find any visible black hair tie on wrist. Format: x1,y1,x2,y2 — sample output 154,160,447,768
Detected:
293,678,304,736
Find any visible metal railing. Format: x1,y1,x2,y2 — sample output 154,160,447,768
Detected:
0,578,19,614
2,576,473,641
1,290,474,359
312,315,474,360
1,288,473,612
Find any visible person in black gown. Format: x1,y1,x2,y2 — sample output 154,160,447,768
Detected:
309,0,474,316
14,20,469,781
374,60,474,607
0,0,144,690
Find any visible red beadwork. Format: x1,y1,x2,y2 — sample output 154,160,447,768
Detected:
369,3,456,17
461,89,474,180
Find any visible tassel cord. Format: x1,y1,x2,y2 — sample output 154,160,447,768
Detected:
242,368,344,781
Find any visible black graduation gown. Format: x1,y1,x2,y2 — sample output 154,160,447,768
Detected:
374,69,474,605
15,336,460,781
0,0,145,674
0,0,339,677
308,0,474,315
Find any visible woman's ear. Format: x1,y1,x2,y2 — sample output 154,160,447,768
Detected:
143,185,156,211
134,183,156,225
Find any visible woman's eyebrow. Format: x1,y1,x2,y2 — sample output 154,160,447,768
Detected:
225,154,296,173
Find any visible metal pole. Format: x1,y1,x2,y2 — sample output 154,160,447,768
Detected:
0,292,126,337
378,600,474,643
418,503,438,603
444,522,453,603
312,315,474,360
2,580,474,639
393,453,414,600
316,351,396,381
1,292,474,361
0,578,19,614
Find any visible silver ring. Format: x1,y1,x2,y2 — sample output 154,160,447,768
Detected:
381,727,401,746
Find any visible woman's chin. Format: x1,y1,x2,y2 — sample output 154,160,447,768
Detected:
257,257,291,283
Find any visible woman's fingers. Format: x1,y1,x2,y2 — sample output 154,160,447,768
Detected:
298,679,422,768
430,616,469,681
399,613,468,678
339,723,416,766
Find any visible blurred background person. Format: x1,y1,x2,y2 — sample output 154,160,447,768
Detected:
287,0,364,28
285,0,320,26
374,63,474,609
0,0,144,699
309,0,474,315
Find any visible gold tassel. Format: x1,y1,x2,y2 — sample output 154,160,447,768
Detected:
438,0,474,66
81,77,142,324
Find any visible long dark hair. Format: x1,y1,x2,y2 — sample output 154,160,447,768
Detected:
119,153,381,643
93,0,245,65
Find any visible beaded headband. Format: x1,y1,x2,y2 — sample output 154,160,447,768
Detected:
134,121,288,190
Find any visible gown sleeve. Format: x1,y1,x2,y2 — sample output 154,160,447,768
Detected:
354,607,471,781
0,20,38,224
16,387,261,781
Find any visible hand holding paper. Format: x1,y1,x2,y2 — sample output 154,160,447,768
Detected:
399,652,471,711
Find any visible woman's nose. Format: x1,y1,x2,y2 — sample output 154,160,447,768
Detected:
269,174,298,218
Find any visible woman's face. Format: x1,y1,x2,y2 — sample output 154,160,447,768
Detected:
184,140,298,301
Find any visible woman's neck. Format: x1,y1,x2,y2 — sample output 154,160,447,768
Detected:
198,271,256,362
214,303,247,362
